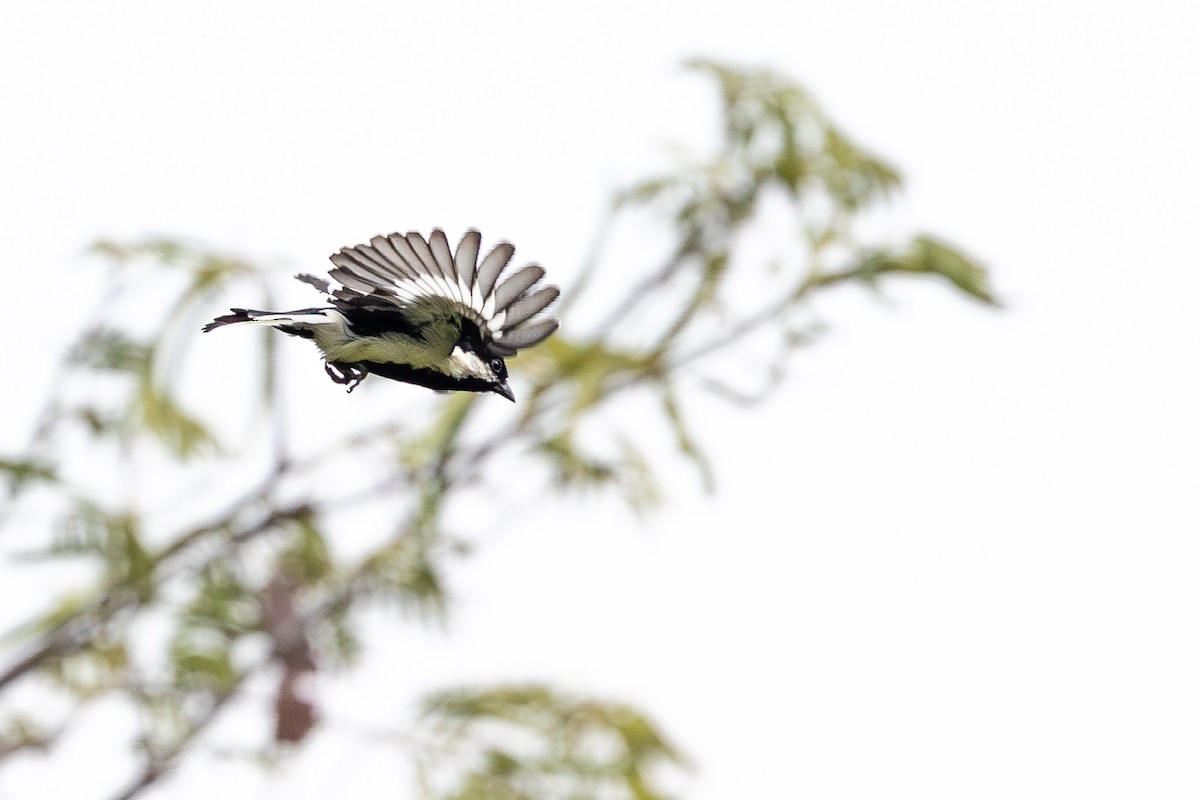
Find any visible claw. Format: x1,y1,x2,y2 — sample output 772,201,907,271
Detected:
324,362,367,392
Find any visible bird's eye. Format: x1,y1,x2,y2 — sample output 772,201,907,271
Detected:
489,358,503,374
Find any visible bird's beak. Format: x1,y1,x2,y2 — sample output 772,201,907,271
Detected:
493,380,516,402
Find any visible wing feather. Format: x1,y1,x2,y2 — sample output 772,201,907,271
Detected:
454,230,481,301
330,251,394,287
476,242,514,302
405,231,459,304
331,249,426,306
327,266,382,296
323,229,558,357
382,233,421,276
404,231,440,275
428,229,467,306
496,318,559,349
353,243,394,273
492,265,545,312
295,273,331,294
368,236,419,280
497,286,559,329
389,233,453,303
370,236,439,305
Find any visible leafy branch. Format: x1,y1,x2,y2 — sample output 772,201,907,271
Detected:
0,59,994,800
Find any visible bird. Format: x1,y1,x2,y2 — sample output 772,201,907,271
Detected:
202,228,559,401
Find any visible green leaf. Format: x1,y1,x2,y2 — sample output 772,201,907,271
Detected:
135,379,218,459
818,126,902,210
67,327,151,375
170,635,238,693
277,514,336,587
537,432,618,489
0,713,55,757
355,529,448,622
41,498,156,601
168,563,255,695
535,431,660,513
902,235,999,305
826,235,998,305
537,337,659,416
0,456,57,491
178,563,256,639
320,605,362,670
420,684,688,800
400,393,478,472
44,637,130,699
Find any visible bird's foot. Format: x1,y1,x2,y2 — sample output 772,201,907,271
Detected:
324,362,367,393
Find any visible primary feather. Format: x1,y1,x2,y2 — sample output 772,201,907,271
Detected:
203,228,559,400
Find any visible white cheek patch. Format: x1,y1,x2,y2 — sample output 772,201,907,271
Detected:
448,346,492,380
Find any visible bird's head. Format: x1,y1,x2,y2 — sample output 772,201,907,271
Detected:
447,345,515,401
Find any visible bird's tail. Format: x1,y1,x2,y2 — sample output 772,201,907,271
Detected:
201,307,338,333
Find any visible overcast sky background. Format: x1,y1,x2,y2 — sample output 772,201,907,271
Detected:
2,2,1199,798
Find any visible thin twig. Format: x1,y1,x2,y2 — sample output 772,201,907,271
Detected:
108,660,262,800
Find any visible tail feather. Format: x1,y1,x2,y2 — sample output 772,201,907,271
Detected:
202,307,336,333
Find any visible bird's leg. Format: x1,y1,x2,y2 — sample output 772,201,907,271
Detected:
344,367,366,393
323,361,349,384
324,362,367,392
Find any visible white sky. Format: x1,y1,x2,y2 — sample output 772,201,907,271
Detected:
2,1,1199,798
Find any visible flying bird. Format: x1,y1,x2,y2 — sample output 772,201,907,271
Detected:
203,229,559,401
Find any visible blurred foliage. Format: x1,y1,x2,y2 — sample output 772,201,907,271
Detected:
0,60,993,799
0,457,57,493
418,685,687,800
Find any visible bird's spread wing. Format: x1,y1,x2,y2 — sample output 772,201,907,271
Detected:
317,229,559,356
